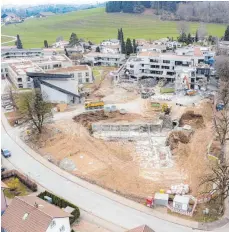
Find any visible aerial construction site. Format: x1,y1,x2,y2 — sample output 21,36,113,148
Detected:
26,66,217,205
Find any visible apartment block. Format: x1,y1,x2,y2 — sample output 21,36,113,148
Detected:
1,48,43,59
47,65,93,84
83,52,126,67
8,61,44,88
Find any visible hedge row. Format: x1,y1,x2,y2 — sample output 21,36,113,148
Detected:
1,169,37,192
38,191,80,224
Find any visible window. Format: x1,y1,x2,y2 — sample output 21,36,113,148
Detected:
17,78,22,82
161,66,169,69
130,65,134,68
18,84,23,88
150,59,158,63
1,68,3,72
60,225,65,232
78,73,82,78
141,64,144,67
78,78,82,84
5,68,8,72
85,72,89,77
151,65,159,69
163,60,170,64
27,77,30,81
86,78,89,83
50,220,56,229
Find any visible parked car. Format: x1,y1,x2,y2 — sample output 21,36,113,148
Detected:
4,105,13,111
1,166,6,172
1,149,11,158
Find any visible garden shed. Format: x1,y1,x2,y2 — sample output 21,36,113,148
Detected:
154,193,169,206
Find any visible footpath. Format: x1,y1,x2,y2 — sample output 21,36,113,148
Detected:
1,112,229,231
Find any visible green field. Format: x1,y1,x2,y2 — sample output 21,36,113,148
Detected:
1,7,226,48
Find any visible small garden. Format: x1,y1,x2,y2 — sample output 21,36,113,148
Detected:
38,191,80,225
1,170,38,198
3,177,32,199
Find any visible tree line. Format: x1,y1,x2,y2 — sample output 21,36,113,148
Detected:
106,1,151,13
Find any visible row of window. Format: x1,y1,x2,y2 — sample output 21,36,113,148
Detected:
1,68,8,72
141,70,175,76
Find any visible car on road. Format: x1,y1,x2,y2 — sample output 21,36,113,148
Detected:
1,149,11,158
4,105,13,111
1,166,6,172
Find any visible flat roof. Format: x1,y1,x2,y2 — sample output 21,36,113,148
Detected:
47,65,89,73
9,61,44,76
85,52,124,58
174,195,190,204
30,54,71,63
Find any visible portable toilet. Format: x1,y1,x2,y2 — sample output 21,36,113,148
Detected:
154,193,169,206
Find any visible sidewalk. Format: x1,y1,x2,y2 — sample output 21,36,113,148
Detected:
1,111,229,231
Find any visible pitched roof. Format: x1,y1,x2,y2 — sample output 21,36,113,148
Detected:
2,196,71,232
126,225,155,232
39,12,55,16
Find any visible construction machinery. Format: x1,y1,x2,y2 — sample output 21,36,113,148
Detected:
186,89,197,96
85,101,104,110
161,103,171,114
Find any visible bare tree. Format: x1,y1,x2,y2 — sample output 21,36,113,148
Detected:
16,89,52,133
215,56,229,82
5,85,18,110
213,110,229,163
197,23,208,40
200,162,229,214
177,21,190,35
219,81,229,108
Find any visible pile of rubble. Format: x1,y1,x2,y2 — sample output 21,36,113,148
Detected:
179,111,204,129
166,183,190,195
166,130,192,150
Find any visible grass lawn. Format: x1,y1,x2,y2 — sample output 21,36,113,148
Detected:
1,36,14,43
3,177,32,199
1,8,226,48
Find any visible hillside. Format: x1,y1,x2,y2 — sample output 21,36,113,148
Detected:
1,7,227,48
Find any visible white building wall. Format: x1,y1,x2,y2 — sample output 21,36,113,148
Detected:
41,84,69,103
46,217,70,232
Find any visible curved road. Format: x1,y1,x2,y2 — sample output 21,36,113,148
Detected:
1,80,228,232
1,23,17,45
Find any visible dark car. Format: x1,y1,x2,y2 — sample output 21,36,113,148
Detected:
1,166,6,172
1,149,11,158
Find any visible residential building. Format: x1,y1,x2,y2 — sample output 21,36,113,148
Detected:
52,41,69,49
101,39,120,46
30,54,73,70
137,44,166,53
166,41,182,49
1,196,71,232
126,225,155,232
28,72,81,104
1,182,9,215
65,46,85,56
1,48,43,59
38,12,56,17
8,60,44,88
1,13,21,23
83,52,126,67
47,65,93,84
99,45,120,54
120,50,211,89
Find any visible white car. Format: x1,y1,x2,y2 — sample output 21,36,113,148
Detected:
5,105,13,111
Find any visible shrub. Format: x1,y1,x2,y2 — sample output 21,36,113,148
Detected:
1,170,37,192
38,191,80,224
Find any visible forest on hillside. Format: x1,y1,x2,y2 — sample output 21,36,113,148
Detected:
105,1,229,24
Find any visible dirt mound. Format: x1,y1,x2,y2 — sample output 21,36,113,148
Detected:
179,111,204,129
73,110,149,128
166,130,192,150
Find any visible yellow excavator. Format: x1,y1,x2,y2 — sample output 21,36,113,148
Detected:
161,103,171,114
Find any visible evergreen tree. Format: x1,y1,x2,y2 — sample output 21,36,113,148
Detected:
16,34,23,49
44,40,48,48
195,30,199,42
187,33,192,45
69,33,79,47
121,40,126,54
133,39,137,53
117,29,121,41
126,38,133,55
64,48,69,57
96,46,100,52
224,25,229,41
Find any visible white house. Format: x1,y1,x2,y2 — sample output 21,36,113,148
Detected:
1,196,72,232
101,39,120,46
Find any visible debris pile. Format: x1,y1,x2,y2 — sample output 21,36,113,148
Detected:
179,111,204,129
167,183,190,195
166,130,192,150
